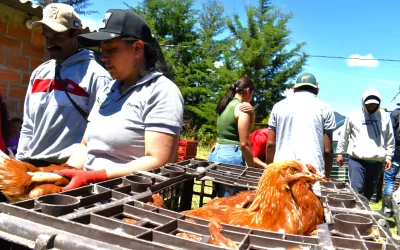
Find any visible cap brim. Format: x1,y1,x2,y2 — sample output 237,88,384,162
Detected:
31,20,68,32
365,100,380,105
78,31,121,47
294,83,318,88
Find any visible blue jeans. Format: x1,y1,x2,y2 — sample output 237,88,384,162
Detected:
348,158,384,200
384,161,400,195
208,143,246,197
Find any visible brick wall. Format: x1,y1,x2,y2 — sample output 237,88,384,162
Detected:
0,3,48,118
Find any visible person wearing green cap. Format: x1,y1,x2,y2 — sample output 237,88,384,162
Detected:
267,72,336,177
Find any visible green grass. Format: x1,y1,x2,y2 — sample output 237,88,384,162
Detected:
369,201,399,239
196,145,212,160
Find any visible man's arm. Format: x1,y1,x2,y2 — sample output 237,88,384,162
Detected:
324,132,333,178
266,129,276,164
16,79,35,160
336,116,351,155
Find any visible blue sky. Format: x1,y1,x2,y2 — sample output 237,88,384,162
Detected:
80,0,400,117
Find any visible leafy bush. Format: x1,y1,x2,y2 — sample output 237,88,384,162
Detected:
180,120,216,147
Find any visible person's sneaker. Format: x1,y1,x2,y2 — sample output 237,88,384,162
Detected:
381,207,393,218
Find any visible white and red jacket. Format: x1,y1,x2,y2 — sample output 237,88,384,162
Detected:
16,49,112,163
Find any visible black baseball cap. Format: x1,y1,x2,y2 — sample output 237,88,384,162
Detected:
78,9,153,47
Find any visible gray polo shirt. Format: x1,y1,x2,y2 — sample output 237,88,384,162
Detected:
268,91,336,174
84,72,184,171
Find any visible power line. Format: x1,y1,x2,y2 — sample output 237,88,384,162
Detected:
309,55,400,62
159,44,400,62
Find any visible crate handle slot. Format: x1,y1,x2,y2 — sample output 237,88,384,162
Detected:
34,233,57,250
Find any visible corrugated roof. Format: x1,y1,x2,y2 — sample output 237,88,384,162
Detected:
1,0,42,17
0,0,96,32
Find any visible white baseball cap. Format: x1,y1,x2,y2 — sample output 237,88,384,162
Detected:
31,3,82,32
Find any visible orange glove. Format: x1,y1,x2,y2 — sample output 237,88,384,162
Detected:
54,169,107,191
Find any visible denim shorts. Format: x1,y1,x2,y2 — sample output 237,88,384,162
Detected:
208,143,246,197
208,143,245,166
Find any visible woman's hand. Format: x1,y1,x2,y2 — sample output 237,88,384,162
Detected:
238,102,254,114
54,169,107,191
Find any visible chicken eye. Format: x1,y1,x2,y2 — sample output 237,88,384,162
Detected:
290,167,297,173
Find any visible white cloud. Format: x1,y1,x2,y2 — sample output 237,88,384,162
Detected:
80,17,101,32
346,53,379,68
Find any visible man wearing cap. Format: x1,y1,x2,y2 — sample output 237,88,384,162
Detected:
336,88,394,200
267,72,336,177
16,3,112,166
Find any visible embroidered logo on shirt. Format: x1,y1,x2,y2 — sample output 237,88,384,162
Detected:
362,119,377,125
127,103,140,109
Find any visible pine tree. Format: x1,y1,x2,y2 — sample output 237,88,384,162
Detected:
35,0,97,15
128,0,230,145
226,0,307,120
126,0,307,143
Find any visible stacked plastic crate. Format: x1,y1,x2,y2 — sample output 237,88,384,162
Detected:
176,140,198,162
331,153,349,182
137,159,400,249
1,159,400,249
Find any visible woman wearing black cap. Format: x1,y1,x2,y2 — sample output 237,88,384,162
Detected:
55,9,184,190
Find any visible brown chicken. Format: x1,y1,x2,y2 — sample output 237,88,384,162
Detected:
182,160,324,235
0,153,73,202
146,193,165,208
208,221,238,249
205,190,256,209
176,232,202,242
291,164,325,235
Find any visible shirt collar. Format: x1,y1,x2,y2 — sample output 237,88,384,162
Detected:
108,72,163,99
294,90,316,97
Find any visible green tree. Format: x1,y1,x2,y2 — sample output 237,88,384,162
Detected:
35,0,97,15
226,0,307,120
127,0,230,145
125,0,307,143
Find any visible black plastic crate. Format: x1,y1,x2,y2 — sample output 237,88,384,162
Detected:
0,207,168,250
135,161,400,249
392,198,400,235
1,159,399,249
318,180,371,211
325,207,398,245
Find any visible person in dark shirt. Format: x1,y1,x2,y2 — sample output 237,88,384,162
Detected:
6,117,22,155
382,105,400,217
